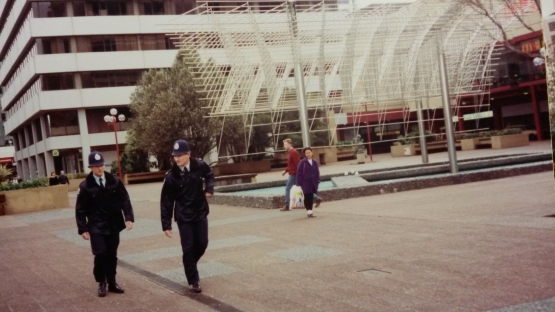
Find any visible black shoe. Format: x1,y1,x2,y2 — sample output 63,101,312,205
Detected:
108,283,125,294
190,281,202,293
97,282,107,297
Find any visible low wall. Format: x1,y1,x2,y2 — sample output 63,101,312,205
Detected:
491,134,529,149
2,185,69,215
67,178,86,192
390,144,416,157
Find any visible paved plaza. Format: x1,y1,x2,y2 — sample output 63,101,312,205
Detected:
1,143,554,311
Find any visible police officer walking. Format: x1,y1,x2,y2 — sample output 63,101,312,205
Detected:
76,151,134,297
160,139,215,293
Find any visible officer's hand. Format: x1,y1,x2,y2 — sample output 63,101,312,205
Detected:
82,232,90,240
126,221,133,231
205,192,213,198
164,230,172,238
281,171,286,176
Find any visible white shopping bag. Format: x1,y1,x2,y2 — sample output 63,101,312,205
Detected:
289,185,305,208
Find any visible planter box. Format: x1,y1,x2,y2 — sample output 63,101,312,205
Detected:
390,144,416,157
336,146,355,160
312,147,338,164
67,178,86,192
491,133,529,149
213,159,271,176
2,185,69,215
461,138,479,150
356,152,367,164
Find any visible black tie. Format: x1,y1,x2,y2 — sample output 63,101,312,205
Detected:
99,178,105,189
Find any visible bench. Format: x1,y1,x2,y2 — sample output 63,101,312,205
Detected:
414,140,461,155
214,173,257,186
460,137,493,150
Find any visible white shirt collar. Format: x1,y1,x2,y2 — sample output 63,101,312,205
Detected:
308,159,313,165
179,162,191,172
93,173,106,186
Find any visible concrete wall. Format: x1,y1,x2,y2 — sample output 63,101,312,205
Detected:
2,185,69,215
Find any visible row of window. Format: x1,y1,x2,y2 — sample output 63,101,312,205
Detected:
31,0,195,18
35,34,177,55
41,70,145,91
12,108,133,151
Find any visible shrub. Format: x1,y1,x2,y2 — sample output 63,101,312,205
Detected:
455,128,521,140
0,177,48,192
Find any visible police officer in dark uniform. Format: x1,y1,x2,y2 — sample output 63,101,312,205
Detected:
160,139,215,293
76,151,134,297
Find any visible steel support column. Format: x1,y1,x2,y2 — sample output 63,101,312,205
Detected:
438,51,458,173
287,0,310,147
530,85,543,141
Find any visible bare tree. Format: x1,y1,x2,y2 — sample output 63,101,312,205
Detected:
461,0,542,58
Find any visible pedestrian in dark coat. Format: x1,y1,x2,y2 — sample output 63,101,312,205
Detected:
49,172,59,186
296,147,320,218
76,151,134,297
160,139,215,293
58,170,69,185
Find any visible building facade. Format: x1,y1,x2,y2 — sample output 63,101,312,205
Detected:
0,0,195,179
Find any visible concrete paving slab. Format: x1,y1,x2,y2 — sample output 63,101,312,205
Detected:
2,145,555,311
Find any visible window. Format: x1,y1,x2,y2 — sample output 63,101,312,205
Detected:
73,1,86,16
13,134,19,151
115,36,139,51
550,22,555,32
140,0,165,15
142,34,167,50
90,36,116,52
37,37,71,54
27,125,34,146
86,107,132,133
46,111,80,137
32,2,67,18
34,119,43,142
42,74,75,91
91,1,128,16
81,70,143,88
175,0,195,14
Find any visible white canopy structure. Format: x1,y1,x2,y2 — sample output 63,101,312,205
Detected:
163,0,538,150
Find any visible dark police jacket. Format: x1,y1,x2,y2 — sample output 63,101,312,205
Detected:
76,172,134,235
160,158,215,230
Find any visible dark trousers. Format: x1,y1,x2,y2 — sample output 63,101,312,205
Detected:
90,232,120,284
304,193,314,210
177,218,209,285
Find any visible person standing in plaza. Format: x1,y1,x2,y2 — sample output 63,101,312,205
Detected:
76,151,134,297
296,147,320,218
48,172,59,186
58,170,69,185
160,139,215,293
281,139,322,211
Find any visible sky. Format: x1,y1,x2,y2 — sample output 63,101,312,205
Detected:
541,0,555,17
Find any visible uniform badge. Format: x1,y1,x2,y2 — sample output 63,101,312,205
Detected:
174,143,179,150
95,154,101,160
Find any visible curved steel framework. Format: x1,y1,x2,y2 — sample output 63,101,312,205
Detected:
163,0,538,153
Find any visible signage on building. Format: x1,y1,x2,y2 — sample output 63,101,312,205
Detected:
463,111,493,121
52,150,59,157
520,38,541,53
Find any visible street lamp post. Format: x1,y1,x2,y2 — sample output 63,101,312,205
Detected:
104,108,126,180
